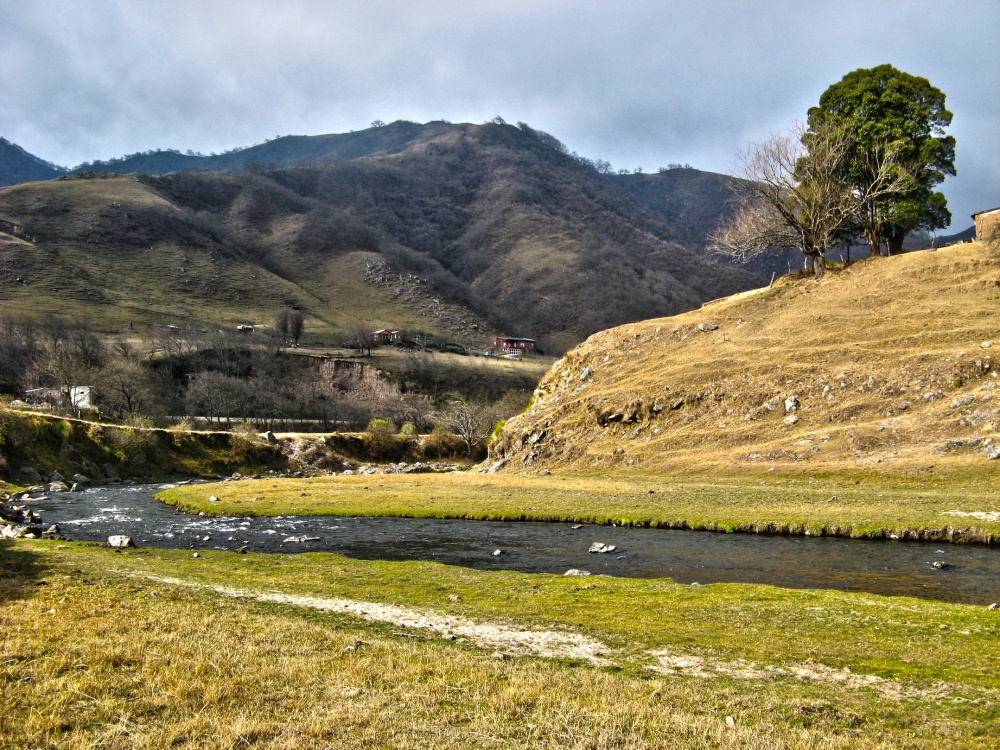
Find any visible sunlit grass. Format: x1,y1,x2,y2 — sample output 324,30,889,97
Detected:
3,540,999,748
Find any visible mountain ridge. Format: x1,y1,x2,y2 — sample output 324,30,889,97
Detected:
0,122,764,351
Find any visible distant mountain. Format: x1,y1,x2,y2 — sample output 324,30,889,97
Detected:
0,121,769,351
0,137,66,187
69,120,460,175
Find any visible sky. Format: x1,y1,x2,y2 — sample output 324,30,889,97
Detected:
2,0,998,231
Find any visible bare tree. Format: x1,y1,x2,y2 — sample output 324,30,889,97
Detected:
289,310,305,347
351,322,375,357
437,397,499,457
711,124,912,278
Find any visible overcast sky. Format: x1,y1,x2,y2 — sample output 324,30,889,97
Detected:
2,0,997,230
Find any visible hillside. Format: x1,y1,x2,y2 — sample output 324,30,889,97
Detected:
492,242,1000,476
0,137,65,187
0,122,763,351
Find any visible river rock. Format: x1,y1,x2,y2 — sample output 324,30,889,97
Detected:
71,474,91,485
48,482,70,493
564,569,591,576
43,524,61,537
19,467,42,483
589,542,617,554
108,535,133,549
283,535,320,543
70,483,84,492
49,471,66,484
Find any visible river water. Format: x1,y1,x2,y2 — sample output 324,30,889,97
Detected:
22,483,1000,605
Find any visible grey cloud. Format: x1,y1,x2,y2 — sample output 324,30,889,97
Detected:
1,0,996,226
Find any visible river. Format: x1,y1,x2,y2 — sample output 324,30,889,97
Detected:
21,483,1000,605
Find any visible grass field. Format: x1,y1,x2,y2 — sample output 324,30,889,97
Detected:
3,539,999,748
159,470,1000,543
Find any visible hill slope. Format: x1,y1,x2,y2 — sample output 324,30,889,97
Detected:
0,122,762,351
0,137,65,187
492,242,1000,476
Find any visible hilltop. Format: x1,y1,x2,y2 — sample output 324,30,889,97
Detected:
0,137,65,187
0,121,761,351
492,241,1000,477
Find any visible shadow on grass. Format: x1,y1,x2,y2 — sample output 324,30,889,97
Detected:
0,539,45,604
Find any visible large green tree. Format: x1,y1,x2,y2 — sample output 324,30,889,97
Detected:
807,64,955,255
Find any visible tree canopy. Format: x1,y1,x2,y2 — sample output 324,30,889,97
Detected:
807,64,955,255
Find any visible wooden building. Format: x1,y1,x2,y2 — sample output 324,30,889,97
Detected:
373,329,404,344
491,335,535,355
972,207,1000,242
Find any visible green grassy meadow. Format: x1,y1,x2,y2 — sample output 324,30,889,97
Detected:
159,471,1000,543
3,539,999,748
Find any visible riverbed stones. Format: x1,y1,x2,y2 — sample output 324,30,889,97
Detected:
589,543,617,554
48,482,70,493
108,535,133,549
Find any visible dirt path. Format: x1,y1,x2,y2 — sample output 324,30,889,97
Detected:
138,572,958,700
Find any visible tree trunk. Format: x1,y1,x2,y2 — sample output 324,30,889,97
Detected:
813,253,826,279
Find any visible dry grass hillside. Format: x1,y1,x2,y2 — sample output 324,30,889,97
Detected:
492,242,1000,477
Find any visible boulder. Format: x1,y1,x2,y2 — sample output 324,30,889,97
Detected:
697,323,719,332
263,431,277,443
48,482,70,493
18,467,42,484
43,524,61,537
108,535,133,549
784,396,799,413
564,569,591,576
70,483,84,492
485,458,508,474
71,473,91,485
49,471,66,484
589,542,617,554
